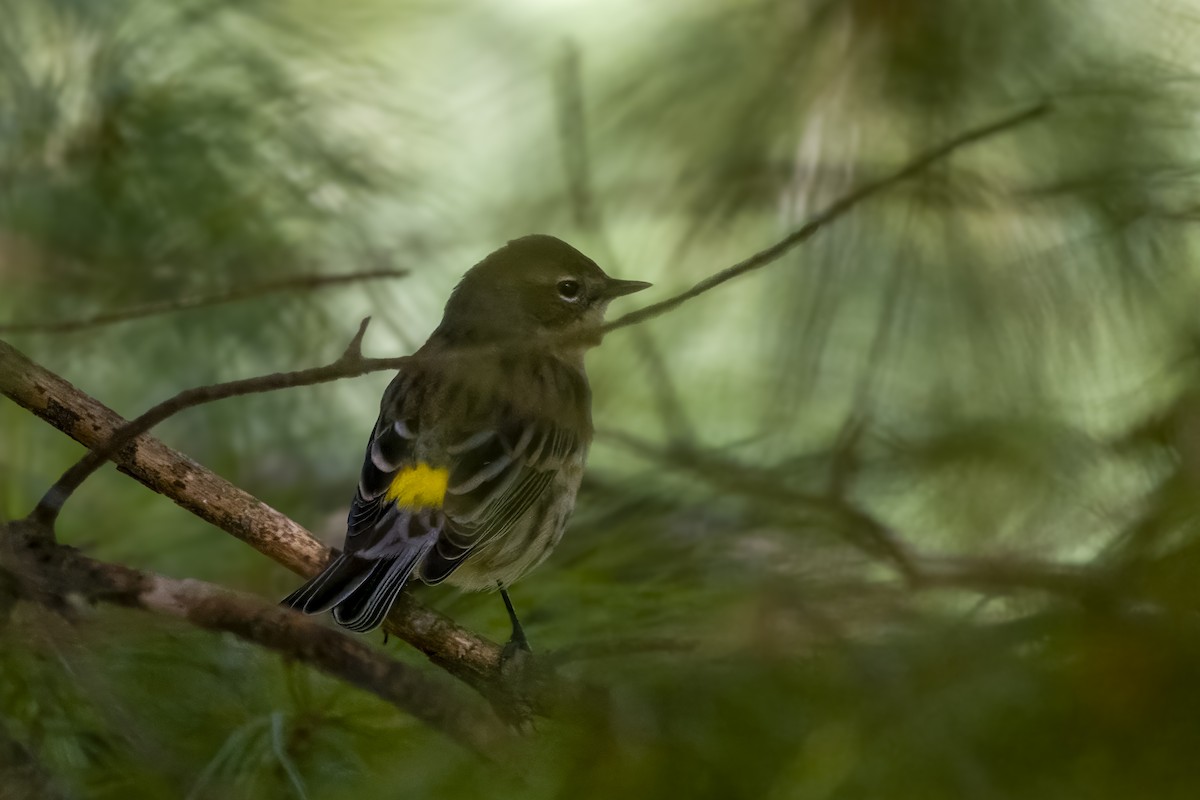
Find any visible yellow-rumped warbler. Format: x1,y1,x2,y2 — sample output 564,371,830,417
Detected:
282,234,649,648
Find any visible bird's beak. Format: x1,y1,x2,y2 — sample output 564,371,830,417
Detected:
601,278,652,299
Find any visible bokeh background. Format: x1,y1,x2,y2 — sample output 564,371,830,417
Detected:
5,1,1200,797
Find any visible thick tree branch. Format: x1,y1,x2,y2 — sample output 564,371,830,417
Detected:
0,269,408,335
0,338,509,698
0,520,508,756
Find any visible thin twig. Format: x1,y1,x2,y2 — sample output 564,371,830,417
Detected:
600,427,920,580
554,40,602,232
0,269,408,335
599,429,1120,605
599,102,1051,335
28,317,405,526
912,555,1114,602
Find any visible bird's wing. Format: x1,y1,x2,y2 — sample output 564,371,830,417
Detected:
282,363,587,630
281,368,441,631
419,416,584,584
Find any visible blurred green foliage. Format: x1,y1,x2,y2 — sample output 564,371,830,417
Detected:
5,0,1200,797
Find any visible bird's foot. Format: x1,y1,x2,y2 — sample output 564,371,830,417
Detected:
498,648,536,732
500,631,533,678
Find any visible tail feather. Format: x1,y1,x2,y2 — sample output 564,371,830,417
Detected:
281,553,375,615
332,547,430,633
281,540,436,633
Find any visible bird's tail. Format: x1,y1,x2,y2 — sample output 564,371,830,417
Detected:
281,542,433,633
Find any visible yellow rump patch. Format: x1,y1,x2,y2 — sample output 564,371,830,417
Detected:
384,464,449,509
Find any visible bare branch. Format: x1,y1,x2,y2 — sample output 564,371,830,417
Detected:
599,102,1051,335
0,338,509,698
0,339,329,568
26,319,407,527
1,520,509,756
342,315,372,359
0,269,408,335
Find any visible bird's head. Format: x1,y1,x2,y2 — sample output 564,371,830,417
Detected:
435,234,650,349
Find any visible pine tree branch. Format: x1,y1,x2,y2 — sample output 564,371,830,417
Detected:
0,269,408,335
0,102,1053,727
599,102,1051,335
0,338,514,702
0,519,509,757
16,103,1051,529
26,317,400,527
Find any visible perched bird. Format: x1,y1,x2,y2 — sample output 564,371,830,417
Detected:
282,234,649,651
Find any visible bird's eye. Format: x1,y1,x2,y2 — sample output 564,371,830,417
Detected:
557,279,582,301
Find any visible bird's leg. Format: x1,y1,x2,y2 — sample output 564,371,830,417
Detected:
495,584,538,730
499,585,531,657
